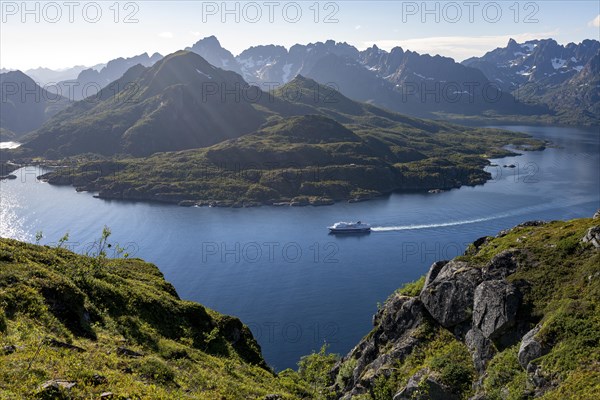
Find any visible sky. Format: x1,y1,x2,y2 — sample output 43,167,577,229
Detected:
1,0,599,70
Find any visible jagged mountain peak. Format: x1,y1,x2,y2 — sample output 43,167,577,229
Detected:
0,69,32,82
189,35,222,49
461,37,600,94
186,35,240,73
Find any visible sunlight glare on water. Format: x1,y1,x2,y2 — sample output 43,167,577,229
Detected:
0,181,30,241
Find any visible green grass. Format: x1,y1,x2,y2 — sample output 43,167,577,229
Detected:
0,238,311,399
395,276,426,297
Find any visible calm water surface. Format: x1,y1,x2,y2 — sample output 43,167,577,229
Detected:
1,125,598,370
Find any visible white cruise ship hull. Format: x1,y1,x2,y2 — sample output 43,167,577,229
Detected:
329,227,371,233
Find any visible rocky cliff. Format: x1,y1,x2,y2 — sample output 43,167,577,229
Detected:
331,212,600,399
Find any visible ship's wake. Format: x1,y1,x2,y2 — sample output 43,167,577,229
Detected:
370,215,499,232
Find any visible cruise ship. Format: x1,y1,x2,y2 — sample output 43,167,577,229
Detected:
328,221,371,233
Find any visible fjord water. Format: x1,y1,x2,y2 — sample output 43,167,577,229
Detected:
1,125,598,370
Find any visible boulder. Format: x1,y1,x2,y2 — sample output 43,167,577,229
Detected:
372,296,426,341
593,210,600,219
91,374,108,385
465,236,492,256
421,260,449,293
2,345,17,355
116,346,143,358
518,325,546,368
420,261,482,327
482,250,519,279
582,226,600,248
393,369,458,400
473,280,520,339
40,379,76,391
333,296,430,395
465,328,496,374
497,221,546,237
45,338,86,352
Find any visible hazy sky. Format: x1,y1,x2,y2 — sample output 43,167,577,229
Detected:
1,0,599,70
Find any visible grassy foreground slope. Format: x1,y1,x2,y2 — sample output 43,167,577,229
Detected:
0,238,311,399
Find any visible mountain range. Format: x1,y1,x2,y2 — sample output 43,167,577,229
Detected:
50,52,163,101
187,36,598,122
1,36,598,143
463,38,600,124
463,38,600,92
20,51,268,157
188,37,542,119
1,53,163,138
1,65,95,85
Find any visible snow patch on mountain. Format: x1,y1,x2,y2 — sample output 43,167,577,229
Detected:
521,43,536,52
413,72,434,80
517,65,535,76
196,69,212,79
552,58,567,70
282,63,293,82
239,57,256,69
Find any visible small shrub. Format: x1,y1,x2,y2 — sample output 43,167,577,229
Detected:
298,344,339,399
0,249,14,262
484,346,527,398
372,373,399,400
158,339,189,360
556,235,580,256
139,356,176,384
335,358,357,388
1,285,47,319
429,341,475,396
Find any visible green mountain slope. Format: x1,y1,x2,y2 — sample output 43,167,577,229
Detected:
38,77,544,206
19,51,269,158
0,238,312,399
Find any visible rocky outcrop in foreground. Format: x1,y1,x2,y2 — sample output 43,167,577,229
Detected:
331,211,600,399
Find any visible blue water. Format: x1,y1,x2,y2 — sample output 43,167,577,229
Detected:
1,125,598,370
